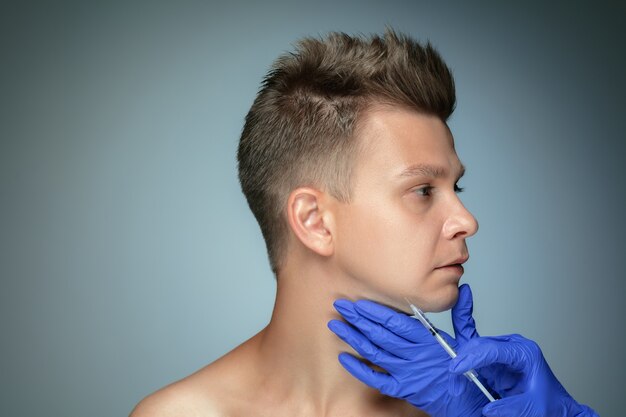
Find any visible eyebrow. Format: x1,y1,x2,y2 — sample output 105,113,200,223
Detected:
396,163,466,181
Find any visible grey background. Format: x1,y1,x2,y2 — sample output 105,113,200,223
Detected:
1,1,624,416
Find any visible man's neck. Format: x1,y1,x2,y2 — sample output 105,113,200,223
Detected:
252,258,416,416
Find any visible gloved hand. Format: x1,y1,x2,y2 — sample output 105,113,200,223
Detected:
449,334,600,417
329,283,600,417
328,284,490,417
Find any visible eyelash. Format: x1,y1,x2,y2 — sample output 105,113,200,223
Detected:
414,184,465,197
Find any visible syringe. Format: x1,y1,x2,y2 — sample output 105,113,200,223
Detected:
405,299,498,403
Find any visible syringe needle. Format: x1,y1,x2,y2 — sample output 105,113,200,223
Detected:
405,299,498,403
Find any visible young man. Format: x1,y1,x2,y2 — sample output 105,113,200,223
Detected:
132,28,458,417
131,30,598,417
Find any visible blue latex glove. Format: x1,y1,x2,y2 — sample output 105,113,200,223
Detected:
450,334,599,417
328,284,490,417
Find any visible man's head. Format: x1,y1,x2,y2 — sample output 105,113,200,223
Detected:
238,29,462,280
329,105,478,312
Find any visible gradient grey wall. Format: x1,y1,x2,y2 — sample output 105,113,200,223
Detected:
1,1,624,416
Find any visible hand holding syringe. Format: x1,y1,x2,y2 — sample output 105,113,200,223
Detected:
329,291,499,417
405,298,497,403
330,285,599,416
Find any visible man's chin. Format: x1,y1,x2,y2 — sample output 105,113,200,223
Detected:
413,286,460,313
428,300,456,313
342,282,460,314
438,286,461,312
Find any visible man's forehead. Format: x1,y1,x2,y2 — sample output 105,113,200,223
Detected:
354,106,462,179
395,162,465,180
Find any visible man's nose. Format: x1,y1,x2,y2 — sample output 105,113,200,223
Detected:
443,198,479,240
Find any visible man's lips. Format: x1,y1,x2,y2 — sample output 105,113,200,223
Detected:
435,255,469,269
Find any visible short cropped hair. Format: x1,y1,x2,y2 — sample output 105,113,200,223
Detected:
237,29,456,275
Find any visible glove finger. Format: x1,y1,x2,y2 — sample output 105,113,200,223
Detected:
451,283,479,344
334,300,423,360
337,352,399,396
447,372,471,397
351,299,433,343
497,367,521,394
450,336,527,375
328,319,399,369
477,363,511,393
481,393,533,417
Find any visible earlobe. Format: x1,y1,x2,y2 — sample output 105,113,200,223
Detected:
287,188,334,257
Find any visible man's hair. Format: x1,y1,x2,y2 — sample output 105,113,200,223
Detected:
237,29,456,275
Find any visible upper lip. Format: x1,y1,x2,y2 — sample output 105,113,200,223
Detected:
437,255,469,268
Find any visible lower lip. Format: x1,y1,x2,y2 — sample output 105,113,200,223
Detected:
436,264,464,275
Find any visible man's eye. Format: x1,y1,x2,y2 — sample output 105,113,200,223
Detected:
414,186,434,197
414,184,464,197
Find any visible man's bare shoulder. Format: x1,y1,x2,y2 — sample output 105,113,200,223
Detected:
129,378,219,417
130,335,261,417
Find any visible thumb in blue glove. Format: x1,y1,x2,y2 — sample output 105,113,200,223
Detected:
451,283,479,345
448,284,511,399
447,283,482,397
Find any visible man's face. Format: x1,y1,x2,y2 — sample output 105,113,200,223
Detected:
332,106,478,313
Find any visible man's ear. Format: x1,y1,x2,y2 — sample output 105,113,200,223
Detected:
286,187,335,257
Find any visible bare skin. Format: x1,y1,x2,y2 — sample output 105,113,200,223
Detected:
130,106,477,416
